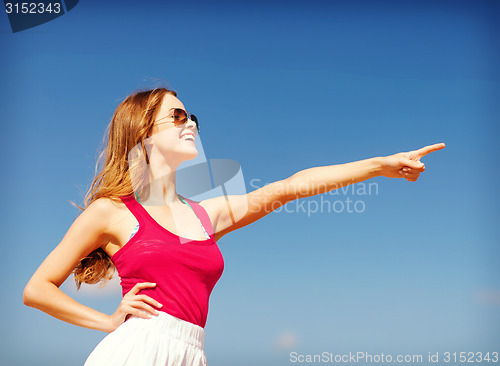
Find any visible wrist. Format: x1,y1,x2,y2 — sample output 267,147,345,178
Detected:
370,156,384,177
99,314,116,333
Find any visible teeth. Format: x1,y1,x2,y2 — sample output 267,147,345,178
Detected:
182,135,194,141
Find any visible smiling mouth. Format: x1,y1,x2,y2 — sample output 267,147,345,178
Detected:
181,134,195,141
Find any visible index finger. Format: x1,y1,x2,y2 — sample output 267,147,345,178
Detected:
130,282,157,295
415,143,446,158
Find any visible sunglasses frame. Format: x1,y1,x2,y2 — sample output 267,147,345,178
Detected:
155,108,200,133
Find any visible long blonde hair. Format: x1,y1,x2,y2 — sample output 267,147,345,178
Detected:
73,87,177,288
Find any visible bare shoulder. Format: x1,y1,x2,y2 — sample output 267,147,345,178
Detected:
76,197,136,251
84,197,123,219
197,197,217,214
198,196,223,223
79,197,131,232
197,179,292,240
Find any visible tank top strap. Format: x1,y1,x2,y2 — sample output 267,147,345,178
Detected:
181,197,215,238
119,194,149,227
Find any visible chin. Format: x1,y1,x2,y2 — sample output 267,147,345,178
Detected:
182,148,198,161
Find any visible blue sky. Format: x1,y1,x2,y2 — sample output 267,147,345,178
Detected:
1,0,499,365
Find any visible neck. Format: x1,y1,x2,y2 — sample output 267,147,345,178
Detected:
138,164,183,206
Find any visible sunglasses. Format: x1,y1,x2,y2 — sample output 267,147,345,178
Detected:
155,108,200,133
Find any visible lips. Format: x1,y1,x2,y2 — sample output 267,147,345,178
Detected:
180,132,195,141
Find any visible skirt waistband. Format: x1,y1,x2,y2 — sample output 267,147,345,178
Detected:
125,311,205,349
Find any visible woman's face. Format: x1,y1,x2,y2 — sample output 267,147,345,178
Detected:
146,94,199,171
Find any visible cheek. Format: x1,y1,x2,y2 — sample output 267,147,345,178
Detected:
151,131,180,150
155,139,179,157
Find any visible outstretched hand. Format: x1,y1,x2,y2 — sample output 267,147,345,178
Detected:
380,143,445,182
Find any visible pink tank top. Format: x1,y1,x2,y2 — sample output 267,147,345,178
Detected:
111,194,224,328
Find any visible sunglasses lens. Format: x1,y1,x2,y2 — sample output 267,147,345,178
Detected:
191,114,200,132
172,109,199,132
173,109,188,124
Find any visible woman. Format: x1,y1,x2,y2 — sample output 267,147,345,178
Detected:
23,87,445,366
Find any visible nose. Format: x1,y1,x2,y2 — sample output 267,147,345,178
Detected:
186,118,199,134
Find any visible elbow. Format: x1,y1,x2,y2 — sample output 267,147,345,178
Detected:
23,283,36,307
23,285,33,307
23,281,42,308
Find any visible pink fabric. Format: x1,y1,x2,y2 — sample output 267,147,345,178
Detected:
111,195,224,328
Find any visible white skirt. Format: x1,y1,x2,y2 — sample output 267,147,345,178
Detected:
84,312,207,366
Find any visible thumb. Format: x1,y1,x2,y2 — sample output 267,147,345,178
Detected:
405,159,425,170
